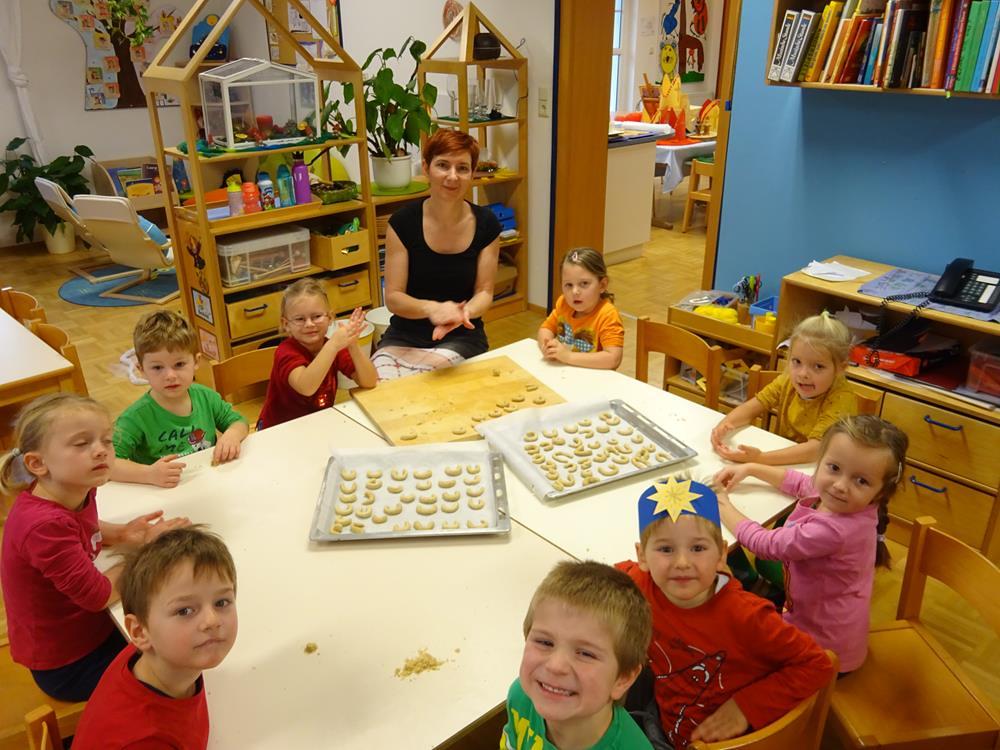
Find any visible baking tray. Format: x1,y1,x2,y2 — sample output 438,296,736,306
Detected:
310,444,510,542
476,399,697,502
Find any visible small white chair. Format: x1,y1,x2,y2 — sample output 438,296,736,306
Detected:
73,194,177,304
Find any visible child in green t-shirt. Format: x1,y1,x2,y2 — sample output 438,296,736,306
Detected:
112,312,247,488
501,561,653,750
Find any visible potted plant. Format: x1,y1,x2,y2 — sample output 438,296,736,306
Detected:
324,37,437,190
0,138,93,254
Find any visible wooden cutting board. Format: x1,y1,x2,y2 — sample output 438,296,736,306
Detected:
354,356,565,445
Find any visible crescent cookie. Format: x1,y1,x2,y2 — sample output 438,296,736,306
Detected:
388,484,403,494
390,468,408,481
339,493,357,504
366,469,382,479
523,431,539,442
384,503,403,516
419,493,438,504
350,523,365,534
438,479,456,489
363,491,376,504
334,503,353,517
372,514,388,524
340,469,357,480
467,519,489,528
339,482,356,494
445,465,463,477
442,491,460,502
414,469,432,480
400,432,418,441
400,493,416,504
416,503,438,516
416,480,433,491
463,476,481,486
466,464,481,474
489,409,503,418
442,521,460,530
366,479,382,490
414,521,435,531
393,521,412,532
598,464,620,476
467,497,486,510
511,394,525,402
355,505,373,519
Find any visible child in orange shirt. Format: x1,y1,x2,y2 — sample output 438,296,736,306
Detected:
538,248,625,370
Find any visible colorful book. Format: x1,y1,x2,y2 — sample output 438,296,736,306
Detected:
946,0,975,88
770,10,799,81
831,15,867,81
874,0,899,85
840,17,878,81
884,7,911,85
956,0,987,89
931,0,959,85
799,3,835,80
862,21,885,80
972,0,1000,90
987,18,1000,89
921,0,945,85
821,18,852,80
807,2,848,80
889,8,930,86
782,10,820,81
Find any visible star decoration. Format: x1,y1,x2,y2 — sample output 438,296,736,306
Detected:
646,477,704,522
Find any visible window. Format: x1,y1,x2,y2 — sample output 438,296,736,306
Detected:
609,0,635,115
610,0,623,113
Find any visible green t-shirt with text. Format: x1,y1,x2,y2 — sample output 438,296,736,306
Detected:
114,383,245,465
500,678,652,750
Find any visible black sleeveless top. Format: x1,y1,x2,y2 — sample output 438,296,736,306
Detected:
380,198,501,357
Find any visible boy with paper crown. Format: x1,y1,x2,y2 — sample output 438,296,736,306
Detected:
616,476,832,748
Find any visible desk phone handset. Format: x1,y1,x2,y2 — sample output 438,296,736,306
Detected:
929,257,1000,312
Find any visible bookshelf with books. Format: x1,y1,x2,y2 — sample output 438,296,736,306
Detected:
767,0,1000,97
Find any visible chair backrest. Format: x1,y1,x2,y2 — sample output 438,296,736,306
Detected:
691,157,717,182
29,321,89,396
635,317,728,410
688,651,839,749
0,287,47,326
897,516,1000,633
24,706,61,750
33,177,102,249
73,194,171,272
211,347,277,425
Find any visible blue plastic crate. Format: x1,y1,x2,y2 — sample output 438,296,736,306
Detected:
749,296,778,322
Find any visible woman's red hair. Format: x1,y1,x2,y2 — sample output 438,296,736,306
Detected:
422,128,480,171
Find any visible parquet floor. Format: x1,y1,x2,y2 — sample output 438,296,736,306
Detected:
2,208,997,744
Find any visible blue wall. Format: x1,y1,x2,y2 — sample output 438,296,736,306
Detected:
715,2,1000,299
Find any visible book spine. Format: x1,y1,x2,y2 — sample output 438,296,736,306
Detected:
910,30,927,85
921,0,945,85
972,0,1000,90
874,0,898,85
863,21,885,81
957,1,986,90
946,0,975,88
831,16,863,81
782,10,819,81
822,18,851,81
840,18,875,82
770,11,800,81
799,4,833,81
885,8,909,86
931,0,959,86
809,2,848,80
987,14,1000,89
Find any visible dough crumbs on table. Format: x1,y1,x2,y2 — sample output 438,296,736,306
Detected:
394,648,445,678
304,642,318,654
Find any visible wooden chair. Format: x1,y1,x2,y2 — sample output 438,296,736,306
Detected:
635,317,729,410
745,366,883,432
28,321,89,396
24,706,60,750
689,651,838,749
828,516,1000,749
0,639,84,750
681,156,716,233
0,288,46,326
210,347,277,428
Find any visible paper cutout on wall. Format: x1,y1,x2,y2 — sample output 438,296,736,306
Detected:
49,0,182,111
660,0,707,84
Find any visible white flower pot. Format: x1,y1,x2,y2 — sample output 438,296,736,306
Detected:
41,222,76,255
371,154,413,190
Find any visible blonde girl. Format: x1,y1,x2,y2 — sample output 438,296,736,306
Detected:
714,415,907,672
538,248,625,370
712,312,857,465
0,394,188,701
257,279,377,429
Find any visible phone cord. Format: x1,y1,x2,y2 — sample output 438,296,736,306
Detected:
864,291,931,368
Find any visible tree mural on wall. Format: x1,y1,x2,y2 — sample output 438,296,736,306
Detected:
102,0,155,108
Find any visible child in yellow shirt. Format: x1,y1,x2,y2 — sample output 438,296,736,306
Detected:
712,312,857,466
538,248,625,370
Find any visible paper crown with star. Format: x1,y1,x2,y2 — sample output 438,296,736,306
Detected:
637,475,720,534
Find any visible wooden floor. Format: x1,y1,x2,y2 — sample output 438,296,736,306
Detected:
2,204,997,745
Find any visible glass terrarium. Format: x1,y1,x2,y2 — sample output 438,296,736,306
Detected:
198,58,320,150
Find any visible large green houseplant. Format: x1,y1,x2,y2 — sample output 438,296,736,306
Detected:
324,37,437,189
0,138,93,252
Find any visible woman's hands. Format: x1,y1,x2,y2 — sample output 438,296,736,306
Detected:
429,300,474,341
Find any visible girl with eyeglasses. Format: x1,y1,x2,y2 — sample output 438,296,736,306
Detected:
257,279,377,429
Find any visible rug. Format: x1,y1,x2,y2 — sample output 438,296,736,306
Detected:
58,269,178,307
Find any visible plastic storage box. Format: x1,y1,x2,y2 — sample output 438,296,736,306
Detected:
966,342,1000,398
217,225,310,287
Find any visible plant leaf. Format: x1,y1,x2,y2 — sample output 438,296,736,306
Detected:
361,48,380,71
386,110,406,145
344,81,354,104
410,40,427,60
373,68,394,104
383,47,396,61
6,137,27,152
74,144,94,158
421,82,438,107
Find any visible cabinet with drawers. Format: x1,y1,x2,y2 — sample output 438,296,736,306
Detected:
778,256,1000,561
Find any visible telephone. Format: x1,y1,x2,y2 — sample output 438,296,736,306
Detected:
929,258,1000,312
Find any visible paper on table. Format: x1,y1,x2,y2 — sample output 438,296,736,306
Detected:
802,261,870,282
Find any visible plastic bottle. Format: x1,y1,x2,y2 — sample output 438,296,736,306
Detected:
257,171,277,210
242,181,262,213
291,152,312,205
226,176,244,217
276,164,295,207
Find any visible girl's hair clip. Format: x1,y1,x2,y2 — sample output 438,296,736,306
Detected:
568,251,580,263
10,447,21,458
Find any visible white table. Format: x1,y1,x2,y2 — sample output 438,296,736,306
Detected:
656,140,717,193
337,339,802,563
0,309,73,408
99,408,569,749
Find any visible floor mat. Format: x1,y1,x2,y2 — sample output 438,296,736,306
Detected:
58,269,178,307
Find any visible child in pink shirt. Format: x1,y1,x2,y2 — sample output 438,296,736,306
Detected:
714,415,908,671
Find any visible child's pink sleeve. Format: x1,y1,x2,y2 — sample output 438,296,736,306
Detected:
25,521,112,612
781,469,818,499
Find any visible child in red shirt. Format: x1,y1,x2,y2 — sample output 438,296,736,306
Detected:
73,527,238,749
617,477,832,748
0,394,188,701
258,278,377,429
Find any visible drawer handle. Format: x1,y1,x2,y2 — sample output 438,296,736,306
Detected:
922,415,963,431
243,303,268,317
340,245,360,255
909,475,947,494
338,280,359,288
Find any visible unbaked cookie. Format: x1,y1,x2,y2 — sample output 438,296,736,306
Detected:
340,468,357,480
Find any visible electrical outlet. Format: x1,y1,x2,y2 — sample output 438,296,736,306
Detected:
538,87,550,118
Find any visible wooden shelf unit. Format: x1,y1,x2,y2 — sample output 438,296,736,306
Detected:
142,0,380,359
778,255,1000,561
766,1,1000,97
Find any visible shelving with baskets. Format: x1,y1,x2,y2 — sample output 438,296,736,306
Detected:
141,0,380,359
767,0,1000,97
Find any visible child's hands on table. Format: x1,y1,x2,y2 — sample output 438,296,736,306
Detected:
541,338,571,363
212,431,243,465
714,442,762,463
119,511,191,548
714,464,752,490
149,454,186,488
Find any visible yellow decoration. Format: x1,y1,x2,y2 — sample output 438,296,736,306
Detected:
693,304,739,323
646,476,704,522
660,44,677,76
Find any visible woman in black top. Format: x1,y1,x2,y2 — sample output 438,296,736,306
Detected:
372,129,502,380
